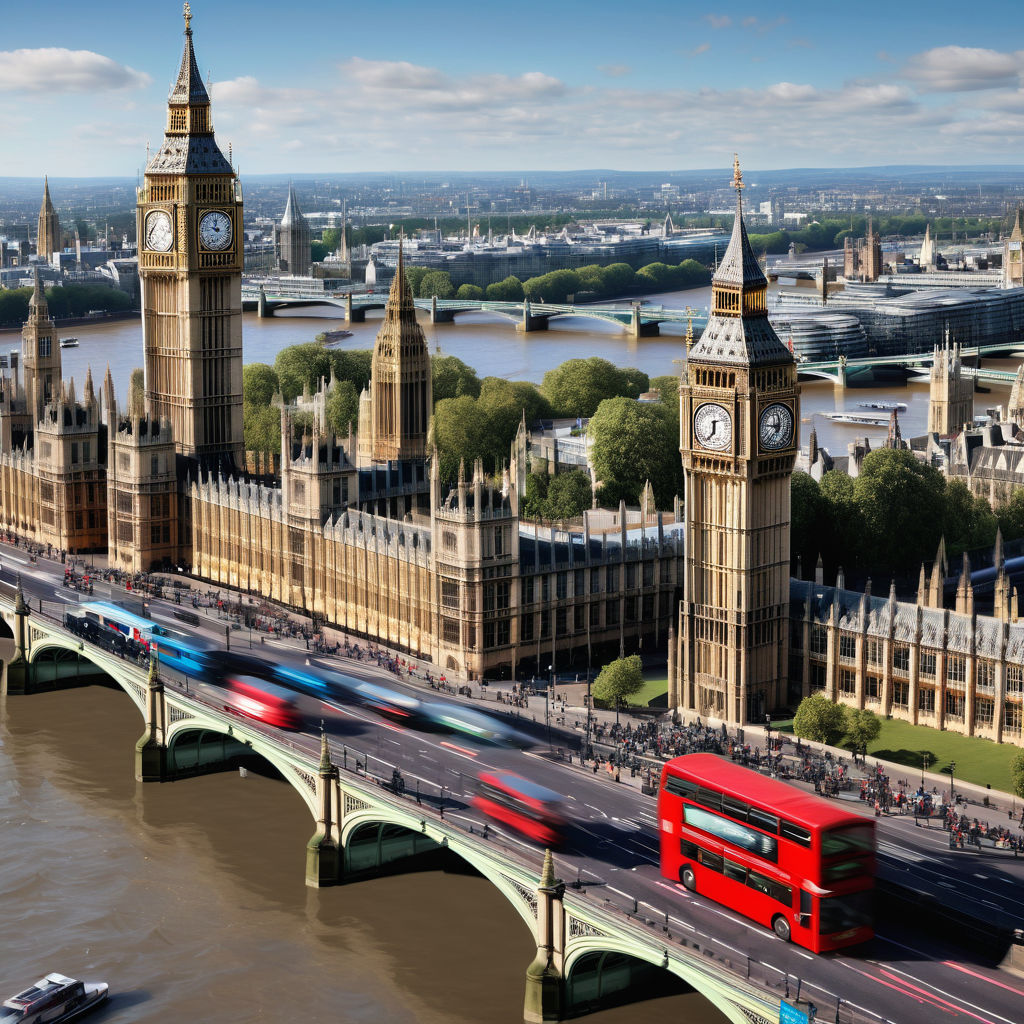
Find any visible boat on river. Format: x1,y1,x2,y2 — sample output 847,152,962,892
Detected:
823,412,890,427
59,338,79,348
857,400,906,412
319,329,353,347
1,973,108,1024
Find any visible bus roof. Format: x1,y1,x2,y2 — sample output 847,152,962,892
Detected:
662,753,865,831
78,600,154,634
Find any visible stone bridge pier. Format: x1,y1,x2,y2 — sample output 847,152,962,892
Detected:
429,295,456,324
630,305,660,338
517,300,550,333
344,294,366,323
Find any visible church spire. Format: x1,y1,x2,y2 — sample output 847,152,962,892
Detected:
37,176,61,263
169,2,210,109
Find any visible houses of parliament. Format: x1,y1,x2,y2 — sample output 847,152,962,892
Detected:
1,9,1022,748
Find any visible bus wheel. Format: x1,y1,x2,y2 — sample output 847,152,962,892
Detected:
681,867,696,891
772,915,791,942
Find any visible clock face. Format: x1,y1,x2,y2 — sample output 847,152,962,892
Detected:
199,210,233,251
145,210,173,252
693,403,732,452
759,402,794,451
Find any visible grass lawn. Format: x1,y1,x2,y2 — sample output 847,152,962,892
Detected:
776,716,1019,793
628,673,668,708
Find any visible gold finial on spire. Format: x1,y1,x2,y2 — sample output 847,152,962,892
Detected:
183,2,192,32
732,153,743,192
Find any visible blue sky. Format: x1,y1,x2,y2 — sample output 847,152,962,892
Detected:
2,0,1024,176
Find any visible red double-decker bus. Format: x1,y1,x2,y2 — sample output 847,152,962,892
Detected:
658,754,875,952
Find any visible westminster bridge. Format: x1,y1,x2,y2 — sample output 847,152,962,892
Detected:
1,582,1022,1024
241,284,707,338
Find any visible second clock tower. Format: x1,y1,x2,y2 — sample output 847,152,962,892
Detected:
137,3,243,466
674,157,800,725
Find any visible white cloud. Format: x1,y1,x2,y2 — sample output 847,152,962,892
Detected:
0,48,150,93
704,14,731,29
598,64,632,78
688,42,711,57
902,46,1023,92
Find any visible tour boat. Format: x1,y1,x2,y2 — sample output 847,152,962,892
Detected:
822,412,889,427
59,338,79,348
1,973,108,1024
320,329,353,347
856,400,906,412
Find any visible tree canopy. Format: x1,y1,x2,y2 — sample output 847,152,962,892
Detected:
521,469,592,520
541,357,645,419
242,363,279,408
432,355,481,402
588,397,682,508
793,693,847,746
592,655,645,708
843,707,881,755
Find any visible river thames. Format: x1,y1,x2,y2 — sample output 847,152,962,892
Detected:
35,283,1014,456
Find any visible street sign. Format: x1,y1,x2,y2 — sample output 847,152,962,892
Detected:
780,1000,816,1024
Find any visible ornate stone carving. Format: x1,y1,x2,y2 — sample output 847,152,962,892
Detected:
293,768,316,793
344,793,370,817
738,1008,773,1024
568,916,605,938
168,707,193,723
504,876,538,919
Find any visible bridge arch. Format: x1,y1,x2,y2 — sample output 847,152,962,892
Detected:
563,936,751,1024
25,635,148,703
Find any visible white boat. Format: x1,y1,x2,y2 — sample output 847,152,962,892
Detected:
822,412,890,427
59,338,79,348
1,973,108,1024
856,400,906,412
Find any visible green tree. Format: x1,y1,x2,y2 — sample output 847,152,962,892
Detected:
819,470,863,577
843,707,881,757
0,287,30,327
541,357,632,419
418,270,454,299
244,404,281,454
545,469,593,519
404,265,429,297
478,378,550,463
997,489,1024,541
485,275,525,301
521,471,550,519
310,242,328,263
588,397,682,507
431,395,492,482
592,654,644,709
274,343,333,401
853,448,946,574
523,269,581,303
432,355,482,402
1011,751,1024,800
677,259,712,287
242,363,279,408
620,367,650,399
456,283,484,300
325,379,360,436
320,228,341,252
791,472,824,574
129,367,144,410
601,263,638,296
331,349,373,392
944,479,997,556
793,693,847,746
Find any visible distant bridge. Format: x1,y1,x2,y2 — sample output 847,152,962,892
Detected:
241,285,707,338
796,343,1021,387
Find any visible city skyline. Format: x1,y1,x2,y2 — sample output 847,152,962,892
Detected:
1,1,1024,177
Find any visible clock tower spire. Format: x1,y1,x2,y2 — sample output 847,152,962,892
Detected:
137,3,244,467
673,156,800,725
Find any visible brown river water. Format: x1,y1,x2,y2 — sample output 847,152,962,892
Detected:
0,686,729,1023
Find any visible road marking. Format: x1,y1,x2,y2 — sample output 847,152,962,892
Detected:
584,803,608,817
840,962,950,1013
439,740,479,759
943,962,1024,998
876,964,1001,1024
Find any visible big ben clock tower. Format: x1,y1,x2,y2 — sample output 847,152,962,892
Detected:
138,3,243,466
674,157,799,725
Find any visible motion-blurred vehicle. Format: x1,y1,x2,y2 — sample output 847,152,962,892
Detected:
473,771,567,845
221,675,303,730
